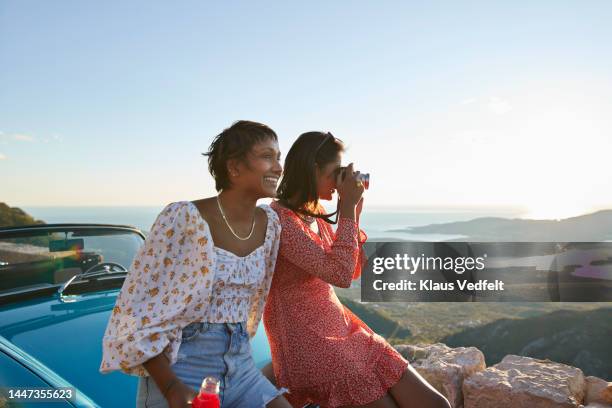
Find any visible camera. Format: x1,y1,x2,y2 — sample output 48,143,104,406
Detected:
335,167,370,190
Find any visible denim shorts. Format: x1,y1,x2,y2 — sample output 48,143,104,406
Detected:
136,322,284,408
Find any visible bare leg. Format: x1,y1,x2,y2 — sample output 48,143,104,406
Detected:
388,365,451,408
266,395,292,408
261,362,277,386
260,363,291,407
266,394,293,408
342,393,399,408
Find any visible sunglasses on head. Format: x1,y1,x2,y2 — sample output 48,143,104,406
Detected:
315,132,333,152
314,132,344,154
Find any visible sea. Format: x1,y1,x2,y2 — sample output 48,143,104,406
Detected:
22,206,523,241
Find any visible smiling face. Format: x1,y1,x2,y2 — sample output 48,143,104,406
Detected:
230,138,282,198
315,152,342,201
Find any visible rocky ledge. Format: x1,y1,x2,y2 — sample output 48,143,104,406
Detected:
394,343,612,408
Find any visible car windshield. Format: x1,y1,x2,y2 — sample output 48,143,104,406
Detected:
0,227,144,293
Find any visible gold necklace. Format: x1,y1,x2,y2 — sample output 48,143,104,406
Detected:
216,195,255,241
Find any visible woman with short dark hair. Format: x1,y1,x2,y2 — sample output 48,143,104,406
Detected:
263,131,451,408
101,120,292,408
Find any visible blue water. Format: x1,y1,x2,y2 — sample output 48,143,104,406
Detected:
22,206,164,232
22,205,521,242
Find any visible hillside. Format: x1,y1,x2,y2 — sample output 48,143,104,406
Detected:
336,287,611,379
397,209,612,241
441,306,612,379
0,203,45,227
338,296,412,339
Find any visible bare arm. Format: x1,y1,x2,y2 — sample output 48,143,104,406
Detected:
261,362,277,386
143,354,196,408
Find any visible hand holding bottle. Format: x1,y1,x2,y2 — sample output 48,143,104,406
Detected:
166,380,198,408
191,377,221,408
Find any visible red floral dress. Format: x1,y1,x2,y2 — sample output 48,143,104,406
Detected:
263,202,408,407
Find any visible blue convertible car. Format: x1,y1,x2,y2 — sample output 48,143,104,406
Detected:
0,224,274,407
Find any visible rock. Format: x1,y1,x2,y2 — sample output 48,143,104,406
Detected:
463,355,586,408
395,344,429,361
395,343,485,408
584,376,612,405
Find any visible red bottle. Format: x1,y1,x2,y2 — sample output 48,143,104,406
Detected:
191,376,220,408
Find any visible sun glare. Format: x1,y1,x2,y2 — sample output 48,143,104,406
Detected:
522,203,595,220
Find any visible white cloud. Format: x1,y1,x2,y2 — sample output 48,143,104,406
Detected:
12,134,34,142
43,134,64,143
0,133,36,142
451,129,490,144
487,96,512,115
460,97,477,105
0,153,6,160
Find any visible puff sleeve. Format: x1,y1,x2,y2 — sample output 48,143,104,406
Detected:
246,205,281,338
100,201,215,376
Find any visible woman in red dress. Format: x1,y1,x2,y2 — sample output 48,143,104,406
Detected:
263,132,451,408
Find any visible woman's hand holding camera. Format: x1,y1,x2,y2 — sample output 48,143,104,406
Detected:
337,163,365,222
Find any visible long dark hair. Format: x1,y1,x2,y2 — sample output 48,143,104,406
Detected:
276,131,344,223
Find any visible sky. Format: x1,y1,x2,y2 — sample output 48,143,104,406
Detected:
1,1,611,219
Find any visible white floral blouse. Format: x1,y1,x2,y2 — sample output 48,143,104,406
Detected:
99,201,281,377
208,245,269,323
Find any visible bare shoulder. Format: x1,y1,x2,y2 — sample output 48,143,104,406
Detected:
190,197,217,224
255,206,269,231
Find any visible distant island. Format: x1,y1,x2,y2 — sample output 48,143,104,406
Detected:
0,202,45,227
390,210,612,241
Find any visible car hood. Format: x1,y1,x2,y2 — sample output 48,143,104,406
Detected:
0,290,136,407
0,289,273,407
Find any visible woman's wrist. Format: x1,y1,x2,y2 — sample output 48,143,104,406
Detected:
163,377,180,399
143,353,182,402
339,202,356,222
